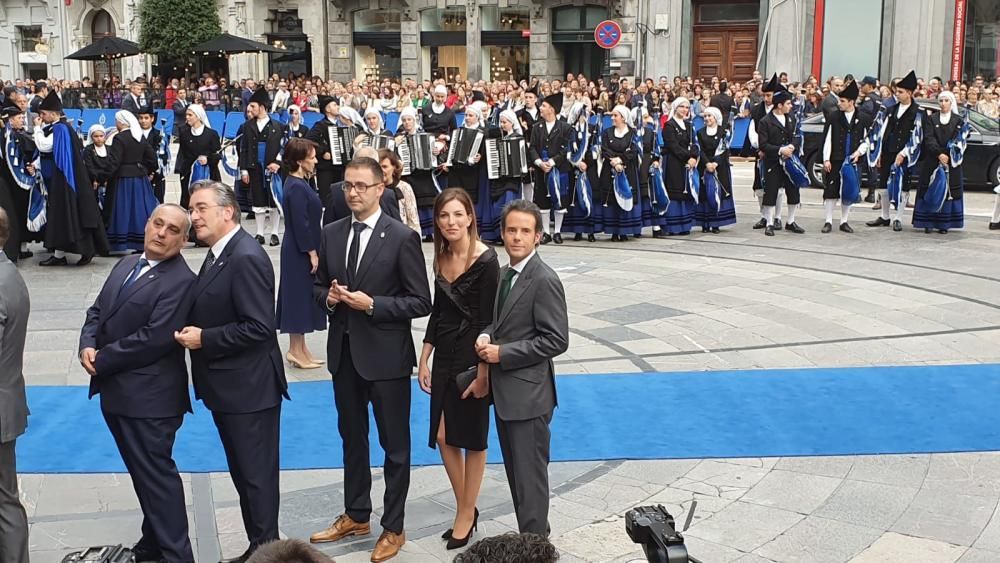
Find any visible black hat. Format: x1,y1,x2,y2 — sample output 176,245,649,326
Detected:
248,86,270,108
471,90,486,102
542,93,563,114
762,73,779,93
318,95,338,113
38,89,62,112
772,88,793,105
897,70,918,91
838,80,860,101
136,106,156,116
524,84,539,98
861,76,878,87
1,103,23,119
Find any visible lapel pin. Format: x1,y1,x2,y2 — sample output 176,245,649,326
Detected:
380,232,385,239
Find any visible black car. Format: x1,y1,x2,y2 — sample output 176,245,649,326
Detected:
800,99,1000,190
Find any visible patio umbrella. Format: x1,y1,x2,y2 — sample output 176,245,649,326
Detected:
65,36,141,61
191,33,283,55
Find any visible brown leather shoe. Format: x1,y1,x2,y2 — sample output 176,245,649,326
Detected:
310,514,370,543
370,530,405,562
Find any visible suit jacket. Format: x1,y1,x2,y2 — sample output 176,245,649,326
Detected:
757,112,800,165
122,95,143,115
527,119,575,174
482,254,568,422
312,212,431,381
0,253,29,443
79,254,196,418
321,181,401,226
823,110,872,162
187,228,287,413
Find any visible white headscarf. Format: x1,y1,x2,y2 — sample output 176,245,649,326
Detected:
499,109,522,135
670,97,691,128
115,110,142,142
466,102,488,128
363,106,384,135
339,106,363,127
433,85,448,96
188,103,210,133
399,106,420,132
87,123,105,145
703,106,723,128
938,91,957,124
287,104,301,120
611,104,632,129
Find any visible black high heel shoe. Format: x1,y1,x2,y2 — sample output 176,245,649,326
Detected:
444,507,479,547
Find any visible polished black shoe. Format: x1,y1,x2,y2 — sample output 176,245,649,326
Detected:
991,222,1000,231
587,233,596,242
773,218,783,231
18,250,33,259
39,256,68,266
269,234,280,246
752,218,767,229
702,226,710,233
255,234,265,245
839,223,854,233
446,508,479,550
76,254,94,266
219,547,254,563
573,233,582,241
541,233,552,245
866,217,890,227
245,211,255,221
864,191,876,203
925,227,933,234
711,227,720,233
553,233,563,244
132,543,162,563
652,230,667,238
786,222,805,234
892,219,902,232
610,234,620,242
938,229,948,234
821,222,833,234
764,226,775,236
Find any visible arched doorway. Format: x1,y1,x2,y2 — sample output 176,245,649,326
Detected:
91,9,118,83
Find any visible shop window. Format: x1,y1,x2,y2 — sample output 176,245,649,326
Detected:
354,10,402,33
422,8,467,32
481,6,529,31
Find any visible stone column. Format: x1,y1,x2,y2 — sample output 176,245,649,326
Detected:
465,1,482,80
401,8,421,80
328,7,353,82
643,0,685,80
529,4,560,80
883,0,949,80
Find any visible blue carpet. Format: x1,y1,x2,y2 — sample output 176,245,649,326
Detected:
17,364,1000,473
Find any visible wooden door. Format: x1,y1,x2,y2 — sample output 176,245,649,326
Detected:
693,26,758,81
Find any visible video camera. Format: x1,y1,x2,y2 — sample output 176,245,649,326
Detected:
60,545,133,563
625,503,702,563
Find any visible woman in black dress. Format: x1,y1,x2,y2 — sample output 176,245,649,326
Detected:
82,125,116,224
176,104,221,212
418,188,498,550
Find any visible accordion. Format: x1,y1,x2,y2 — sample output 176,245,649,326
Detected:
327,125,359,165
486,136,528,179
446,127,485,166
397,133,436,176
360,133,395,151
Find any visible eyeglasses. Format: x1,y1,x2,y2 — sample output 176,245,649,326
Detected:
188,204,221,216
342,181,382,194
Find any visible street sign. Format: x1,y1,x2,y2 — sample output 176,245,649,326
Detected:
594,20,622,50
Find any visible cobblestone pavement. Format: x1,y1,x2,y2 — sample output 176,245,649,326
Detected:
19,163,1000,562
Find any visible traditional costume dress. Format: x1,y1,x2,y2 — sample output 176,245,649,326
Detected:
396,106,439,239
820,80,871,233
633,107,666,236
283,105,310,141
696,107,737,232
869,70,921,232
598,105,642,240
527,93,575,244
747,74,781,229
0,103,36,261
446,101,488,206
177,104,222,212
304,96,348,205
34,91,109,265
82,124,116,225
561,103,600,240
238,87,284,245
757,89,805,235
106,111,158,253
515,90,541,202
482,109,528,242
913,91,965,233
660,98,698,235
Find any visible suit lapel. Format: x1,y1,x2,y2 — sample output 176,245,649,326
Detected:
195,229,242,296
496,255,537,328
330,220,350,282
352,214,390,288
106,256,172,319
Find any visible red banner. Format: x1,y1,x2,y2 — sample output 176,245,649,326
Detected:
951,0,967,81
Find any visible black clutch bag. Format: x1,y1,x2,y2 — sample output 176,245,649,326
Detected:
454,365,479,395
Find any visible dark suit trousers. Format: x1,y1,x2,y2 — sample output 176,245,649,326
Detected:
212,406,281,547
0,439,28,563
333,335,411,533
103,413,193,563
495,412,552,536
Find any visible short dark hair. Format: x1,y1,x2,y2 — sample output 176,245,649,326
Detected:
501,199,544,233
377,148,402,185
0,207,8,249
245,539,334,563
453,533,559,563
189,180,241,224
283,138,318,173
345,156,384,184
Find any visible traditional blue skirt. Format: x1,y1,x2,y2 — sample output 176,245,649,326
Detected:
694,197,737,229
661,199,696,234
913,197,964,230
640,195,669,228
418,206,435,238
598,199,642,235
562,199,601,234
107,176,158,252
481,190,517,241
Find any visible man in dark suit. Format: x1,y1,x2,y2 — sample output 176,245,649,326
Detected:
475,199,568,536
321,147,401,226
79,204,196,563
172,88,191,139
710,81,735,125
309,157,431,562
527,94,574,244
122,83,145,115
175,180,287,563
0,208,29,563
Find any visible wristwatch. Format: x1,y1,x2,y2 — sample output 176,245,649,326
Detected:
365,300,375,317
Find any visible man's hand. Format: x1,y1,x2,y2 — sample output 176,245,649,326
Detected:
80,347,98,376
686,157,697,168
477,343,500,364
651,161,660,169
25,164,35,175
333,284,373,312
894,153,905,167
471,153,481,164
576,161,587,171
938,153,949,166
240,173,250,185
174,326,203,350
823,160,832,173
323,152,332,161
475,334,490,351
198,156,208,165
850,151,861,164
780,146,794,158
540,161,553,173
326,279,342,307
706,162,718,173
266,162,280,173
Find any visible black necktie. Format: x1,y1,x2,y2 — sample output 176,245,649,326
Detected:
346,222,367,287
200,250,216,276
121,258,149,292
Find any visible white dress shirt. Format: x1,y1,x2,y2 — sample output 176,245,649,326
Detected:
506,249,536,290
122,253,161,287
346,207,382,272
209,225,242,262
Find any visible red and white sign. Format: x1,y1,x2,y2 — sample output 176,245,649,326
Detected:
951,0,967,82
594,20,623,50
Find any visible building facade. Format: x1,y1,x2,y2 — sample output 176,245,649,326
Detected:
1,0,995,84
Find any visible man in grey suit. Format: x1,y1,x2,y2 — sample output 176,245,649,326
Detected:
0,207,29,562
475,199,569,536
